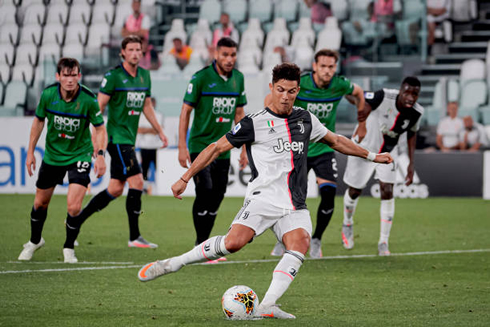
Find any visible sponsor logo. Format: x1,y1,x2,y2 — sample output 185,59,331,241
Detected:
127,110,141,116
289,268,297,277
241,211,250,220
307,102,333,119
267,120,276,134
365,92,374,99
212,97,236,115
122,79,128,84
126,91,145,108
208,83,217,88
232,123,241,135
58,133,75,139
216,117,231,123
54,116,80,132
273,138,304,154
204,244,211,252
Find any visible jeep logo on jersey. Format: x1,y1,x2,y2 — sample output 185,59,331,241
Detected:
54,116,80,132
126,92,145,108
212,97,235,115
273,139,304,154
307,103,333,118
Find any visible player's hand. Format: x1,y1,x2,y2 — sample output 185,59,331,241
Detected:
178,148,191,168
353,122,367,143
94,156,106,178
374,152,393,164
26,152,36,177
171,178,188,200
159,132,168,148
238,149,248,170
405,162,414,186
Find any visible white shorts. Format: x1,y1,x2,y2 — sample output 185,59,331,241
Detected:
343,155,397,189
231,198,312,242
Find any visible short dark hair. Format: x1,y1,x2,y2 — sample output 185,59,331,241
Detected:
57,57,80,74
122,35,142,50
272,62,301,85
402,76,421,88
314,49,339,63
217,37,237,49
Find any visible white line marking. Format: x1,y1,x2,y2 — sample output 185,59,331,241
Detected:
5,261,135,265
1,249,489,275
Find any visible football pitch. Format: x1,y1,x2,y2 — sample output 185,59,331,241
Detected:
1,194,489,326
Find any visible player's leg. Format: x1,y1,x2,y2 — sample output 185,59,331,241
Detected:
140,149,151,194
18,161,63,261
63,182,88,263
309,153,338,258
138,198,268,282
259,210,312,319
190,153,215,244
376,160,396,255
205,158,230,239
342,156,375,249
126,173,157,248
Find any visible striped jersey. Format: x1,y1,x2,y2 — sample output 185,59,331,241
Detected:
358,88,424,153
99,64,151,145
225,107,328,210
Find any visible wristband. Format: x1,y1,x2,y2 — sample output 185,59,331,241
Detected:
97,149,105,157
366,152,376,162
180,177,188,183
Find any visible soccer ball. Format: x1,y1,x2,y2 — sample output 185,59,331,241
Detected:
221,285,260,320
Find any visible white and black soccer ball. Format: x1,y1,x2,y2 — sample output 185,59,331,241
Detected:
221,285,259,320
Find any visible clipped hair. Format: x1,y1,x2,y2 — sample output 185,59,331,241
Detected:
402,76,421,88
57,57,80,74
272,62,301,85
122,35,142,50
217,37,238,49
314,49,339,63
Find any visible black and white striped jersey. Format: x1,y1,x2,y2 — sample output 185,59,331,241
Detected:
226,107,328,210
359,88,424,153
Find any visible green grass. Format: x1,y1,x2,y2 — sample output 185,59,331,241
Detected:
1,194,489,326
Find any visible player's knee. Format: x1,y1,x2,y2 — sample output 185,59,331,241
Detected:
224,237,246,253
33,199,49,210
130,178,144,190
67,203,82,217
348,187,362,200
108,185,123,198
379,183,393,199
319,184,336,207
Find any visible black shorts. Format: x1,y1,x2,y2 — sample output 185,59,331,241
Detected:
107,143,142,181
307,152,338,183
190,153,230,194
36,160,91,189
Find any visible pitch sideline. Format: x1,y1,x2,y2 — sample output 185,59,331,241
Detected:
1,248,490,275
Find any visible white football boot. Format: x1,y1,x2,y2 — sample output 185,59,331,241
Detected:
18,238,45,261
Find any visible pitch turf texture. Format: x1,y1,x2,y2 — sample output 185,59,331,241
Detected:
1,194,489,326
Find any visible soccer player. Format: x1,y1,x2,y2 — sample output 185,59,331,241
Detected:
138,63,393,319
70,35,168,249
268,49,367,258
18,58,106,263
178,37,247,246
342,77,423,256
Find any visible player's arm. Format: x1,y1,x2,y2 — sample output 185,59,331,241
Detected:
320,131,393,164
406,130,417,186
93,124,107,178
234,106,248,170
351,83,368,142
143,97,168,148
97,92,111,115
26,117,45,177
178,103,194,168
172,135,234,199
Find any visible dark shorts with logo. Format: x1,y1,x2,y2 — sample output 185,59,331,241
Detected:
307,152,338,182
36,160,91,189
190,153,230,194
107,143,142,181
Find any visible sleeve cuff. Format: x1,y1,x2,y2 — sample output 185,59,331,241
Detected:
99,90,112,96
92,122,104,127
183,100,196,106
225,133,241,148
35,115,45,120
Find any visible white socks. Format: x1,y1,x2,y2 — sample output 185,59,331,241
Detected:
343,190,359,226
261,250,305,307
379,199,395,244
173,235,230,268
